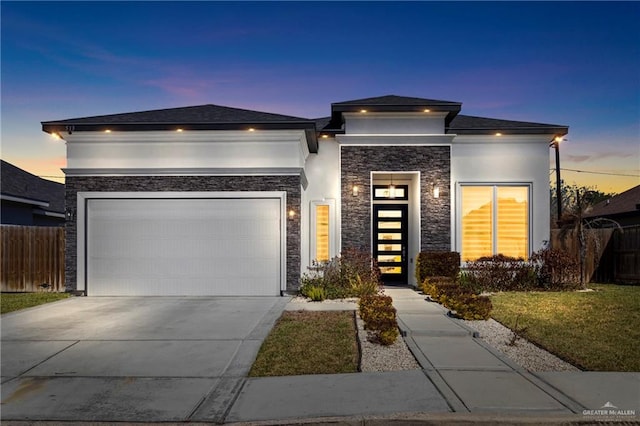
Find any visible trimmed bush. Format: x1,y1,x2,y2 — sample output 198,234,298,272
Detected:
422,276,493,320
421,276,458,301
415,251,461,284
359,294,393,324
461,254,537,293
358,294,399,346
445,293,492,320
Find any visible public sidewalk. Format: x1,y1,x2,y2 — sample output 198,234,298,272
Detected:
225,287,639,424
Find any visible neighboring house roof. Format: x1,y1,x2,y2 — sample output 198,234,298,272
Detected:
1,160,65,214
448,114,568,136
584,185,640,220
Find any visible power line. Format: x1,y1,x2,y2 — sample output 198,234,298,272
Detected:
559,168,640,178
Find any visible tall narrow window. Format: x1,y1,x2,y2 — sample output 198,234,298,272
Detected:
460,185,530,262
315,205,330,262
310,200,335,263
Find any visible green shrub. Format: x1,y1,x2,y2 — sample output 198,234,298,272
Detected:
305,285,326,301
379,328,400,346
415,251,461,283
461,254,537,292
299,248,382,299
420,277,435,297
358,294,398,346
530,247,581,290
459,271,484,295
422,276,458,302
359,294,393,324
422,276,493,320
349,274,381,298
446,293,492,320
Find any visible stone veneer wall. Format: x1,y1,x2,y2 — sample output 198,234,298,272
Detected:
341,145,450,252
64,175,301,293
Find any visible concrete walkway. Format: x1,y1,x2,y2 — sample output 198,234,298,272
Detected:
388,287,639,419
228,287,639,424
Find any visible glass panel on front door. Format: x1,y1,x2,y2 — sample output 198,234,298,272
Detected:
373,204,408,284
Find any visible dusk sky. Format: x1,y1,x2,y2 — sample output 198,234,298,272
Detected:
2,1,639,193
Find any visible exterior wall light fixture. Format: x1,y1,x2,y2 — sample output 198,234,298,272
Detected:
433,186,440,199
288,209,296,218
352,185,359,196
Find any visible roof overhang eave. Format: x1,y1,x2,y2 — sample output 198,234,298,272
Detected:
41,120,316,133
41,121,319,153
447,126,569,136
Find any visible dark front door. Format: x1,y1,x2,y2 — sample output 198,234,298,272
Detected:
373,204,408,284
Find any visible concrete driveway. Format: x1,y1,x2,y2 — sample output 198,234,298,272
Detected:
1,296,288,422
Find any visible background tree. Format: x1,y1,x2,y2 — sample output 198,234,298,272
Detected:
550,180,616,227
551,182,621,288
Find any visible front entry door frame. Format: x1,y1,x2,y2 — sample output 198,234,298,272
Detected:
373,204,408,284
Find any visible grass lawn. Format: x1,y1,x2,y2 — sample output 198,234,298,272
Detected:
490,284,640,372
1,292,71,314
249,310,359,377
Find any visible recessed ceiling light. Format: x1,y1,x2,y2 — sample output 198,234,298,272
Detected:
248,128,255,132
360,109,367,113
495,132,502,136
176,128,183,132
321,134,328,139
104,129,111,133
424,109,430,113
50,132,61,140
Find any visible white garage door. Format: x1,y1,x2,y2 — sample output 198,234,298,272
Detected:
86,197,282,296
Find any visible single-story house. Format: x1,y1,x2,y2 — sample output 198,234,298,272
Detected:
583,184,640,228
1,160,65,226
42,95,568,296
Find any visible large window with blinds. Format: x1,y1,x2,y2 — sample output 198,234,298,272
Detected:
460,185,530,262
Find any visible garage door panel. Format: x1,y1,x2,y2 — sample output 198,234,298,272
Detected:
87,197,282,296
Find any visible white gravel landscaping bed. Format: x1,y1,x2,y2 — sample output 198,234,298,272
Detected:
288,295,579,373
459,318,580,372
356,315,421,372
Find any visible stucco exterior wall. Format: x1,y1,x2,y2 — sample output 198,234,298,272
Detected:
64,130,309,171
65,175,301,293
343,112,447,134
451,135,553,255
300,139,341,273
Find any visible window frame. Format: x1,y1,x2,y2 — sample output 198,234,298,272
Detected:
372,184,409,201
310,199,336,263
457,182,532,262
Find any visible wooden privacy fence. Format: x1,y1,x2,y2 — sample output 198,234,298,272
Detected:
610,225,640,284
1,225,65,292
551,225,640,284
